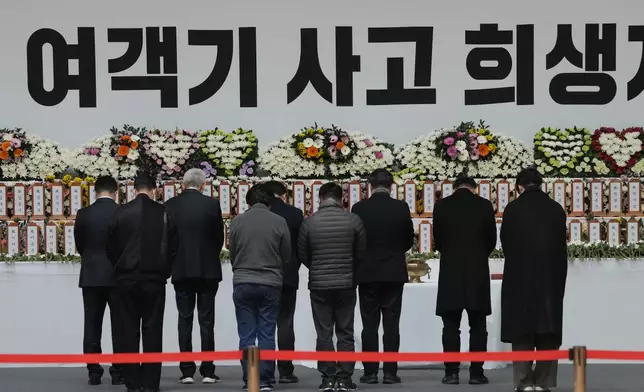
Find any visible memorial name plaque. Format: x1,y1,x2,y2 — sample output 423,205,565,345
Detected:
13,183,26,218
126,182,136,202
46,222,58,254
390,183,398,199
7,222,19,256
311,181,323,214
64,222,76,255
607,219,620,246
478,180,491,201
88,185,96,205
218,181,232,217
627,219,640,244
441,181,454,199
26,222,39,256
50,182,64,218
69,183,83,217
588,220,601,243
627,180,642,215
237,182,250,215
541,183,548,193
568,220,582,243
589,180,604,216
0,184,7,219
609,181,623,215
404,181,417,215
496,181,510,216
202,183,213,197
422,181,436,216
31,183,46,219
570,180,585,216
163,182,176,202
292,182,306,213
348,182,361,211
552,180,566,211
418,221,433,254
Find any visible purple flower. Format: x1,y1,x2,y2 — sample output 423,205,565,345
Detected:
375,151,384,159
247,167,254,175
444,137,455,146
447,146,458,159
363,138,373,147
330,135,338,143
247,160,255,166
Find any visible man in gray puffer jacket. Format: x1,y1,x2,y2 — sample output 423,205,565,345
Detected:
298,182,367,392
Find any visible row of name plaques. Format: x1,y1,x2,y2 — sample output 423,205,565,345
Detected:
0,179,641,219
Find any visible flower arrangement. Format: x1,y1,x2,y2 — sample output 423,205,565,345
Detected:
0,128,30,163
63,135,138,179
198,128,258,177
293,126,325,161
292,125,357,164
0,135,65,180
437,121,498,162
328,131,394,177
397,122,532,179
591,127,644,175
140,129,200,179
534,127,593,177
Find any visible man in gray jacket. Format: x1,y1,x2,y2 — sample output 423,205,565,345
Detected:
229,183,291,392
298,182,367,392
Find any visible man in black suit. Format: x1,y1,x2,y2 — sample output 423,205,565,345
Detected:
265,180,304,384
107,173,179,392
351,169,414,385
433,175,496,386
74,176,124,386
165,168,224,385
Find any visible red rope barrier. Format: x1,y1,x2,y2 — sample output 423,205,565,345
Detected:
587,350,644,361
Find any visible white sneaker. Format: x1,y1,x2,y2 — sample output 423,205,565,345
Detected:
203,376,221,384
534,387,550,392
180,376,195,384
515,387,534,391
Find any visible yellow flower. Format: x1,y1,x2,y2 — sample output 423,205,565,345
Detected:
45,174,55,181
616,217,622,223
85,176,96,184
317,128,324,134
62,174,72,184
478,130,485,135
468,128,476,134
488,144,497,152
73,177,83,183
486,135,493,141
298,132,305,138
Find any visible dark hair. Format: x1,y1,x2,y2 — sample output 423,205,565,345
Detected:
246,183,273,207
516,167,543,189
134,172,157,191
368,169,393,189
94,176,118,194
454,175,476,189
319,182,342,201
264,180,287,196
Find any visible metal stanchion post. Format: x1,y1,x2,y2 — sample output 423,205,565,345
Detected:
571,346,587,392
244,346,261,392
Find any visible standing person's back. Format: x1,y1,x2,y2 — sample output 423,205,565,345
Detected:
501,168,568,392
298,182,366,392
351,169,414,384
107,173,178,392
229,183,291,391
164,168,224,385
433,175,496,385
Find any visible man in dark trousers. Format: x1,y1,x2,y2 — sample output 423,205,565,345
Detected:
433,175,496,386
298,182,366,392
165,168,224,385
351,169,414,384
264,180,304,384
74,175,123,386
501,168,568,392
107,172,178,392
229,183,291,392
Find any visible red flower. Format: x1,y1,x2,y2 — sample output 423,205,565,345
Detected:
593,145,601,151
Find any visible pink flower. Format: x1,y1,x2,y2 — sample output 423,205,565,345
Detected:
444,137,455,146
156,159,163,165
468,133,478,140
328,146,337,156
179,159,185,165
363,138,373,147
329,135,338,143
375,151,384,159
457,132,464,138
447,146,458,159
341,135,349,144
10,139,21,148
469,140,478,149
470,149,480,160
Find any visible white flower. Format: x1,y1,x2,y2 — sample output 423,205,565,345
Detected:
455,140,466,152
457,151,468,161
340,146,351,155
3,134,13,141
302,138,314,148
477,136,487,144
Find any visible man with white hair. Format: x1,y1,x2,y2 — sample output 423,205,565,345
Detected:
165,168,225,385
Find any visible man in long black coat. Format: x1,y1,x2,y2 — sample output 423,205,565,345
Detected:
351,169,414,384
433,175,496,385
74,176,123,386
264,180,304,384
165,168,224,385
500,168,568,392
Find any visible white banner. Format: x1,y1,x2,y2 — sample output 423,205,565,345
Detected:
1,0,643,147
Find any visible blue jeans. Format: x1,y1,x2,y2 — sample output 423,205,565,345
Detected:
233,283,281,385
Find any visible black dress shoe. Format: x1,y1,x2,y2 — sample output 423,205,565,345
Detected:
126,389,142,392
319,379,336,392
383,374,401,384
279,374,299,383
442,374,460,385
88,376,101,386
469,374,489,385
142,389,159,392
112,376,125,385
359,374,378,384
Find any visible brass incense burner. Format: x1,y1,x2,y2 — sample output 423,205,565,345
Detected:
406,258,431,283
